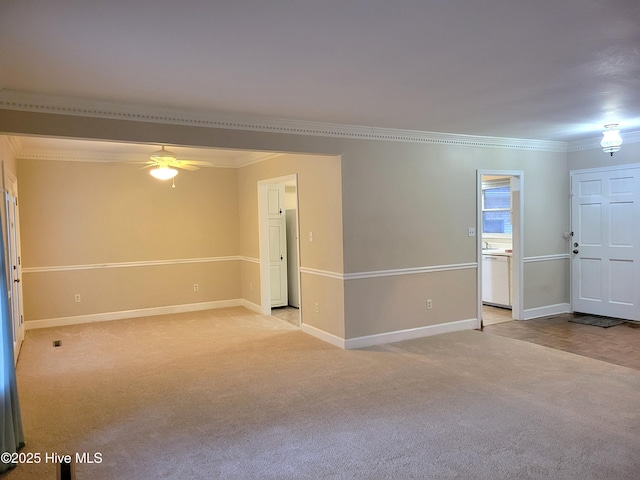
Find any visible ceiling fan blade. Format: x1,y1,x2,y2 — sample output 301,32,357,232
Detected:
178,159,214,167
176,163,199,171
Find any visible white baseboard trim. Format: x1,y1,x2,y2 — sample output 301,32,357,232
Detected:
240,299,263,314
301,318,479,350
24,299,251,330
300,323,346,349
523,303,571,320
345,318,478,349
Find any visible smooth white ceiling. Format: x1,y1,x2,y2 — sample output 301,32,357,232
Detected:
1,0,640,143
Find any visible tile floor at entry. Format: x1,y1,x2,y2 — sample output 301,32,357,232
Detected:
483,310,640,372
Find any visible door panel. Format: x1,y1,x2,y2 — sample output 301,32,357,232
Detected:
5,176,24,364
571,168,640,320
267,185,287,307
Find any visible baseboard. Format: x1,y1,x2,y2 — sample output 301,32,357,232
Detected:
345,318,478,350
24,299,251,330
300,323,346,349
240,299,262,314
523,303,571,320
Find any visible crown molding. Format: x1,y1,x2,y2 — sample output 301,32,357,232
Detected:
6,135,21,157
11,140,281,168
13,148,239,168
235,152,287,168
568,129,640,153
0,90,567,153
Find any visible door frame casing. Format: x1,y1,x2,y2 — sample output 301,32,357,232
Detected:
257,174,300,316
2,167,24,363
476,170,524,326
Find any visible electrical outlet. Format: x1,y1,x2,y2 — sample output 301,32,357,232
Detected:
426,299,432,310
193,284,199,292
74,294,81,303
314,302,319,313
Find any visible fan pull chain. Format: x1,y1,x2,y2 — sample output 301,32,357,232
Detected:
172,177,176,188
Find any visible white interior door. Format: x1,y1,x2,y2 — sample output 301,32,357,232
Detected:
5,175,24,363
571,167,640,320
268,185,288,307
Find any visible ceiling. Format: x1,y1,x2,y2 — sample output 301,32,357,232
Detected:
1,0,640,152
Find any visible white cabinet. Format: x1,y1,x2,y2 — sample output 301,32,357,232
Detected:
482,254,511,307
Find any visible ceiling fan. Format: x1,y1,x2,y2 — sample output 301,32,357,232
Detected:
144,146,213,181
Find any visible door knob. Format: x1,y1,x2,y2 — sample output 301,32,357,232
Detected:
573,249,579,254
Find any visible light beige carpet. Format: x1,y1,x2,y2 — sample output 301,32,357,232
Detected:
5,307,640,479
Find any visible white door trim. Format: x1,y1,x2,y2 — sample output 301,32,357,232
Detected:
569,164,640,319
2,167,24,364
257,174,300,316
476,170,525,326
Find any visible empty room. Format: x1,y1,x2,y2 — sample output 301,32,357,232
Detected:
1,1,640,479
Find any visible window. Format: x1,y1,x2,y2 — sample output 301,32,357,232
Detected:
482,184,512,235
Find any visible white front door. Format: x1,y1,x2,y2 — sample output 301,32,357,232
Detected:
5,175,24,363
571,167,640,320
268,185,288,307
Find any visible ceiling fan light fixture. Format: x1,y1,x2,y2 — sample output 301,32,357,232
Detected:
601,124,622,156
150,166,178,180
150,146,177,163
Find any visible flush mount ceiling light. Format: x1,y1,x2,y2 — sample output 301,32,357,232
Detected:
601,124,622,156
149,165,179,180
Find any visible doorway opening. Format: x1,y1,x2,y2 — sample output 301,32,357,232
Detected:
476,170,524,327
258,175,302,327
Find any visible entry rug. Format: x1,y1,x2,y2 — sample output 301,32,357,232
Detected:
569,315,626,328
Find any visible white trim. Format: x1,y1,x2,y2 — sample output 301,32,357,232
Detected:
476,170,525,323
345,318,478,350
257,174,299,315
299,262,478,282
300,323,346,349
523,303,571,320
23,256,242,274
6,135,21,157
299,267,344,280
0,90,566,153
240,299,263,314
13,147,285,169
235,152,286,168
523,254,570,263
569,163,640,176
344,263,476,280
24,299,245,330
240,256,260,264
